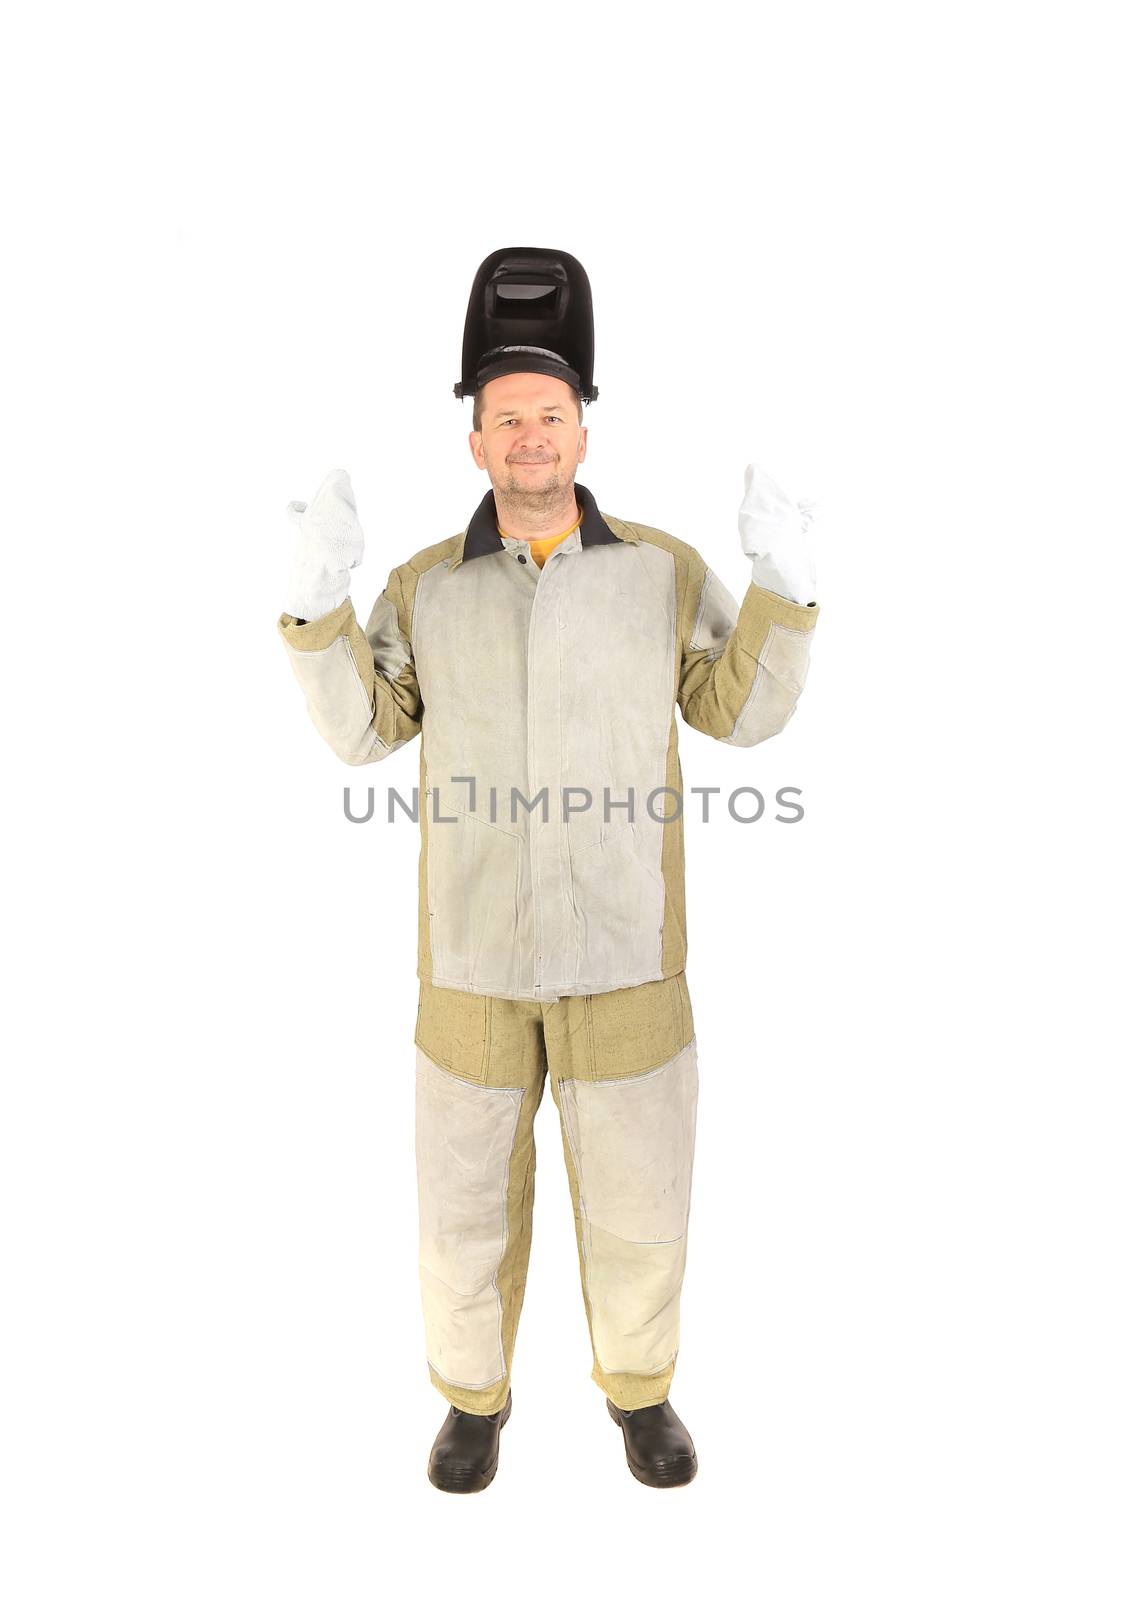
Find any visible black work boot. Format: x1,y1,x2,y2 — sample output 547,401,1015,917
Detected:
427,1390,512,1493
606,1397,698,1487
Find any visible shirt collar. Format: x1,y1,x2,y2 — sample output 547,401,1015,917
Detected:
451,482,638,569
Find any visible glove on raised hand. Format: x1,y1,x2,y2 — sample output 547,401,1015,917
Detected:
284,467,365,621
738,463,817,606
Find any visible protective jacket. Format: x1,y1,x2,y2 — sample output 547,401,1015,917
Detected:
278,481,818,1001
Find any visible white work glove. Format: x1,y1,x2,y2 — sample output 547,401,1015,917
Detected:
738,464,817,606
283,467,365,621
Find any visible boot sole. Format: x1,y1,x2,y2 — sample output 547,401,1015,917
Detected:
427,1391,512,1494
607,1398,698,1488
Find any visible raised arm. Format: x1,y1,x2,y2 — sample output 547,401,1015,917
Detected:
277,469,422,765
677,465,819,746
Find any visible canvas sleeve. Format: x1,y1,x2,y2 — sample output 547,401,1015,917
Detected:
676,554,818,746
277,565,422,765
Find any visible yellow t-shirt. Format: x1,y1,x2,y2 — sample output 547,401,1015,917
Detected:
499,505,584,569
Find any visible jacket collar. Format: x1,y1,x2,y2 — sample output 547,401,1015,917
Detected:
451,481,637,569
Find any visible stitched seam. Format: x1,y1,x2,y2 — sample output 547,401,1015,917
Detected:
414,1036,453,1073
559,1085,599,1328
726,623,778,742
553,572,583,989
450,808,526,842
408,556,447,656
689,567,712,650
596,1350,676,1377
420,1262,501,1298
490,1088,524,1381
588,1219,685,1247
586,1037,695,1090
339,634,373,723
416,1052,523,1101
284,630,351,660
421,966,680,1000
736,616,809,667
426,1359,506,1390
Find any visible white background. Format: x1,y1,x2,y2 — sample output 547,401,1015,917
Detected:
3,2,1136,1596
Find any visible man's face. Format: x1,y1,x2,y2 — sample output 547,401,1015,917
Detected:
469,371,587,505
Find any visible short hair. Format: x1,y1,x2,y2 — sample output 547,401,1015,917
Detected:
472,384,585,433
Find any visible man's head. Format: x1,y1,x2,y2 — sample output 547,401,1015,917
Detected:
469,371,587,513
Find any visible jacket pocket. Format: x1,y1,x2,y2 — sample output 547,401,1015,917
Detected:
427,811,523,995
567,826,666,991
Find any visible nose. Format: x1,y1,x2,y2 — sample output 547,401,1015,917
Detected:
509,418,556,460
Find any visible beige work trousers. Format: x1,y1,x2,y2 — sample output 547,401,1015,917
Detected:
414,971,699,1415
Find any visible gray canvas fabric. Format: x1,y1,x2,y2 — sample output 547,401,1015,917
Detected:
689,566,737,658
284,632,407,765
412,530,677,997
414,971,699,1412
558,1041,699,1375
721,621,814,746
415,1048,524,1390
279,481,819,1000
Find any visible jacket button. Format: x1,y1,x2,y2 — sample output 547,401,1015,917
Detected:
517,552,526,563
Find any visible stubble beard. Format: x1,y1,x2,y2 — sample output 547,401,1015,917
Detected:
497,457,575,521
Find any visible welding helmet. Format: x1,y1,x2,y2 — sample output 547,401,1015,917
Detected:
454,246,599,403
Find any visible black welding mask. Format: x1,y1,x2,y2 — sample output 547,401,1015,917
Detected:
453,247,599,403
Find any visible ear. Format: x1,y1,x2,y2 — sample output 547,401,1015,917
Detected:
469,431,485,468
577,425,588,464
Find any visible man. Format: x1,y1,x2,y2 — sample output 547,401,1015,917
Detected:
278,248,819,1493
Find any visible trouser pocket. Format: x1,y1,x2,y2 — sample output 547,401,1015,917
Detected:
582,971,693,1081
415,980,491,1083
